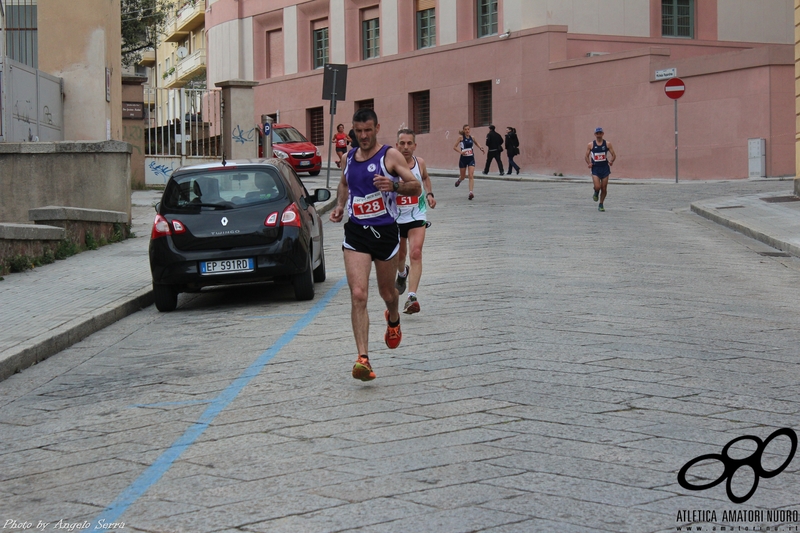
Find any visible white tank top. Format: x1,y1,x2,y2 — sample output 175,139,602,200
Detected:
396,156,427,224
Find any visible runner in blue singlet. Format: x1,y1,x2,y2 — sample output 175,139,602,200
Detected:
585,127,617,212
329,108,421,383
453,125,485,200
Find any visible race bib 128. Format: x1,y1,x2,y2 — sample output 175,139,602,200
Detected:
352,191,388,218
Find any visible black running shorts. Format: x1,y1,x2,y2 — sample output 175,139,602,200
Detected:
342,221,400,261
398,220,427,239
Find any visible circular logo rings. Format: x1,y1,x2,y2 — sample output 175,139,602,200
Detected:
677,428,797,504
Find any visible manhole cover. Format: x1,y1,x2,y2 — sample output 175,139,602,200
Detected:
761,196,800,203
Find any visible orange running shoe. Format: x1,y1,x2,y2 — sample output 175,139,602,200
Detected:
352,355,376,381
384,310,402,349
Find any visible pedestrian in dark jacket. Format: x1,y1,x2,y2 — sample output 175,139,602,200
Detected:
505,127,521,175
483,125,504,175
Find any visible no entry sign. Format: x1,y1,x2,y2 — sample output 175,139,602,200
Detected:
665,77,685,100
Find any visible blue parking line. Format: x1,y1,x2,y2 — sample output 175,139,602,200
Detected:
87,276,347,529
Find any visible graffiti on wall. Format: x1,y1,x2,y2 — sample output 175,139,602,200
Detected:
232,125,256,144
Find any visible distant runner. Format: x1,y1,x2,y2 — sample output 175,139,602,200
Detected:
585,127,617,212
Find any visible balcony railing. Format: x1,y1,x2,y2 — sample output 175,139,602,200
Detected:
176,49,206,82
176,1,205,33
164,1,204,42
138,50,156,67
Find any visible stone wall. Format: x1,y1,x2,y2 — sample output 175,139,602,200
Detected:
0,141,132,224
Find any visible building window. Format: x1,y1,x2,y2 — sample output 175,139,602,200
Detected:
313,26,329,69
477,0,498,38
356,99,374,111
662,0,694,38
416,0,435,49
471,81,492,127
5,1,38,68
362,17,380,59
410,91,430,134
308,107,325,146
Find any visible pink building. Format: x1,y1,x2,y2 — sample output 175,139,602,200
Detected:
205,0,795,180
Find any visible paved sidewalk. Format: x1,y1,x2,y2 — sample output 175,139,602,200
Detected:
0,171,796,382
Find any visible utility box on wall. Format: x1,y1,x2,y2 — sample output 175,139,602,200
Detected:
748,138,766,178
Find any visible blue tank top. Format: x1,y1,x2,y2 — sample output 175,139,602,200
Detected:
460,135,475,158
591,140,609,167
344,145,399,226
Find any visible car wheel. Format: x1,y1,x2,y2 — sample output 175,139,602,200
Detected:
308,170,320,176
153,283,178,312
313,244,326,283
293,247,315,301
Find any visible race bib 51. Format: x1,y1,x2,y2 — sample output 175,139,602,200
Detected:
397,195,419,207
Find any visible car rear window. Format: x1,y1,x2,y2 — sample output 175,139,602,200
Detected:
163,168,286,210
272,127,308,144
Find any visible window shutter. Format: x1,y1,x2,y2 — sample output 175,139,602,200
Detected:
416,0,435,11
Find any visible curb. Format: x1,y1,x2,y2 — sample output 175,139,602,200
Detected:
0,287,154,381
690,201,800,258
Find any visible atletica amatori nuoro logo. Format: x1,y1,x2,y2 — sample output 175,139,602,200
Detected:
678,427,797,504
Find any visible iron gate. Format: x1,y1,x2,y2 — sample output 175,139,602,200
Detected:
144,87,222,184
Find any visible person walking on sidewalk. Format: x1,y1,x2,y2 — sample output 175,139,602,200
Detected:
329,108,422,382
504,126,521,175
585,127,616,212
483,125,505,176
394,128,436,315
453,125,485,201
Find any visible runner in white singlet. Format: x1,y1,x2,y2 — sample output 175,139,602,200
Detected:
394,129,436,314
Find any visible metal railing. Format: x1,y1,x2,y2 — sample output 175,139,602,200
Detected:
144,86,221,158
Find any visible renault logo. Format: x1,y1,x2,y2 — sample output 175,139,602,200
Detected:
221,217,228,226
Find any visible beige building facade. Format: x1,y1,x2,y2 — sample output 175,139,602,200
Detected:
37,0,123,141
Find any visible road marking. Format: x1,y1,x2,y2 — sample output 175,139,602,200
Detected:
87,277,347,528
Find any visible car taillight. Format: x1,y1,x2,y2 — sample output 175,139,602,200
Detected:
171,219,187,234
151,214,171,239
264,212,279,227
281,204,301,227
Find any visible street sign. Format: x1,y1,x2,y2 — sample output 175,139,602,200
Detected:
263,122,271,136
655,68,676,80
665,77,685,100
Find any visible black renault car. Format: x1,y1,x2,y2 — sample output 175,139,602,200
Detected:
148,159,331,311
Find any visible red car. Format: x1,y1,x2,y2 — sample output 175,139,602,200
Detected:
260,124,322,176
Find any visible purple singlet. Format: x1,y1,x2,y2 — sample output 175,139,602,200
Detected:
344,145,399,226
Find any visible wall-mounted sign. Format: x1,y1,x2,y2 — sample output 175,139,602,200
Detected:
122,101,144,120
655,68,677,81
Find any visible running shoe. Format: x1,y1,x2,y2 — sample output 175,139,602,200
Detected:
395,265,409,294
593,191,599,202
384,310,402,349
455,179,463,187
468,192,474,200
352,355,376,381
403,295,420,314
598,204,605,212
